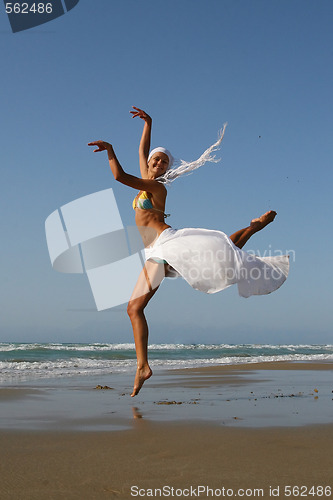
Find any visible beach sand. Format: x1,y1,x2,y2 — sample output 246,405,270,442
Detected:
1,362,332,499
2,423,333,499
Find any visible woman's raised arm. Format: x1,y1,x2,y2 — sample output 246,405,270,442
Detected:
88,140,165,195
130,106,152,179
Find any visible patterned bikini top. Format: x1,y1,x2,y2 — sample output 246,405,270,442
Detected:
132,191,170,218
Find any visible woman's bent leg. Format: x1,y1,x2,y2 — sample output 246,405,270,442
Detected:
229,211,276,249
127,260,166,397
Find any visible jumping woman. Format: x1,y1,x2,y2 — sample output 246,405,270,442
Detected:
88,107,289,397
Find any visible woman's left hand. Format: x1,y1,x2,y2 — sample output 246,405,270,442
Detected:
130,106,152,124
88,140,112,153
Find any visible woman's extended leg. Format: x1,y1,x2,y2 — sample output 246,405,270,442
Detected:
127,260,166,397
229,210,276,249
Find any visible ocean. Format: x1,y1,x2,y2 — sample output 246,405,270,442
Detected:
1,343,333,383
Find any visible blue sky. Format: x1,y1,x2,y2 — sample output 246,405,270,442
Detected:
1,0,332,344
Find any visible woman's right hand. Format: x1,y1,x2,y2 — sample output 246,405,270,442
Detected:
87,140,112,153
130,106,152,124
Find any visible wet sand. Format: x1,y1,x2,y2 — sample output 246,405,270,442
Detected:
1,361,333,430
1,361,333,499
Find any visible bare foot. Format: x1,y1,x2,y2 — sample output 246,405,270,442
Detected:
131,365,153,397
250,210,277,232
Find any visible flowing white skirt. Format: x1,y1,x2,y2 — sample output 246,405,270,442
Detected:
145,228,289,298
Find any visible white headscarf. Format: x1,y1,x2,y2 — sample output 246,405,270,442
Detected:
151,124,227,185
148,147,174,167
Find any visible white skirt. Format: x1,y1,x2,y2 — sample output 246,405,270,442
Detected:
145,228,289,298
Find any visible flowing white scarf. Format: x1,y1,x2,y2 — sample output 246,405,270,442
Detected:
152,123,227,185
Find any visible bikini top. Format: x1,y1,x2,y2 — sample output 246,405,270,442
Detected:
133,191,170,218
